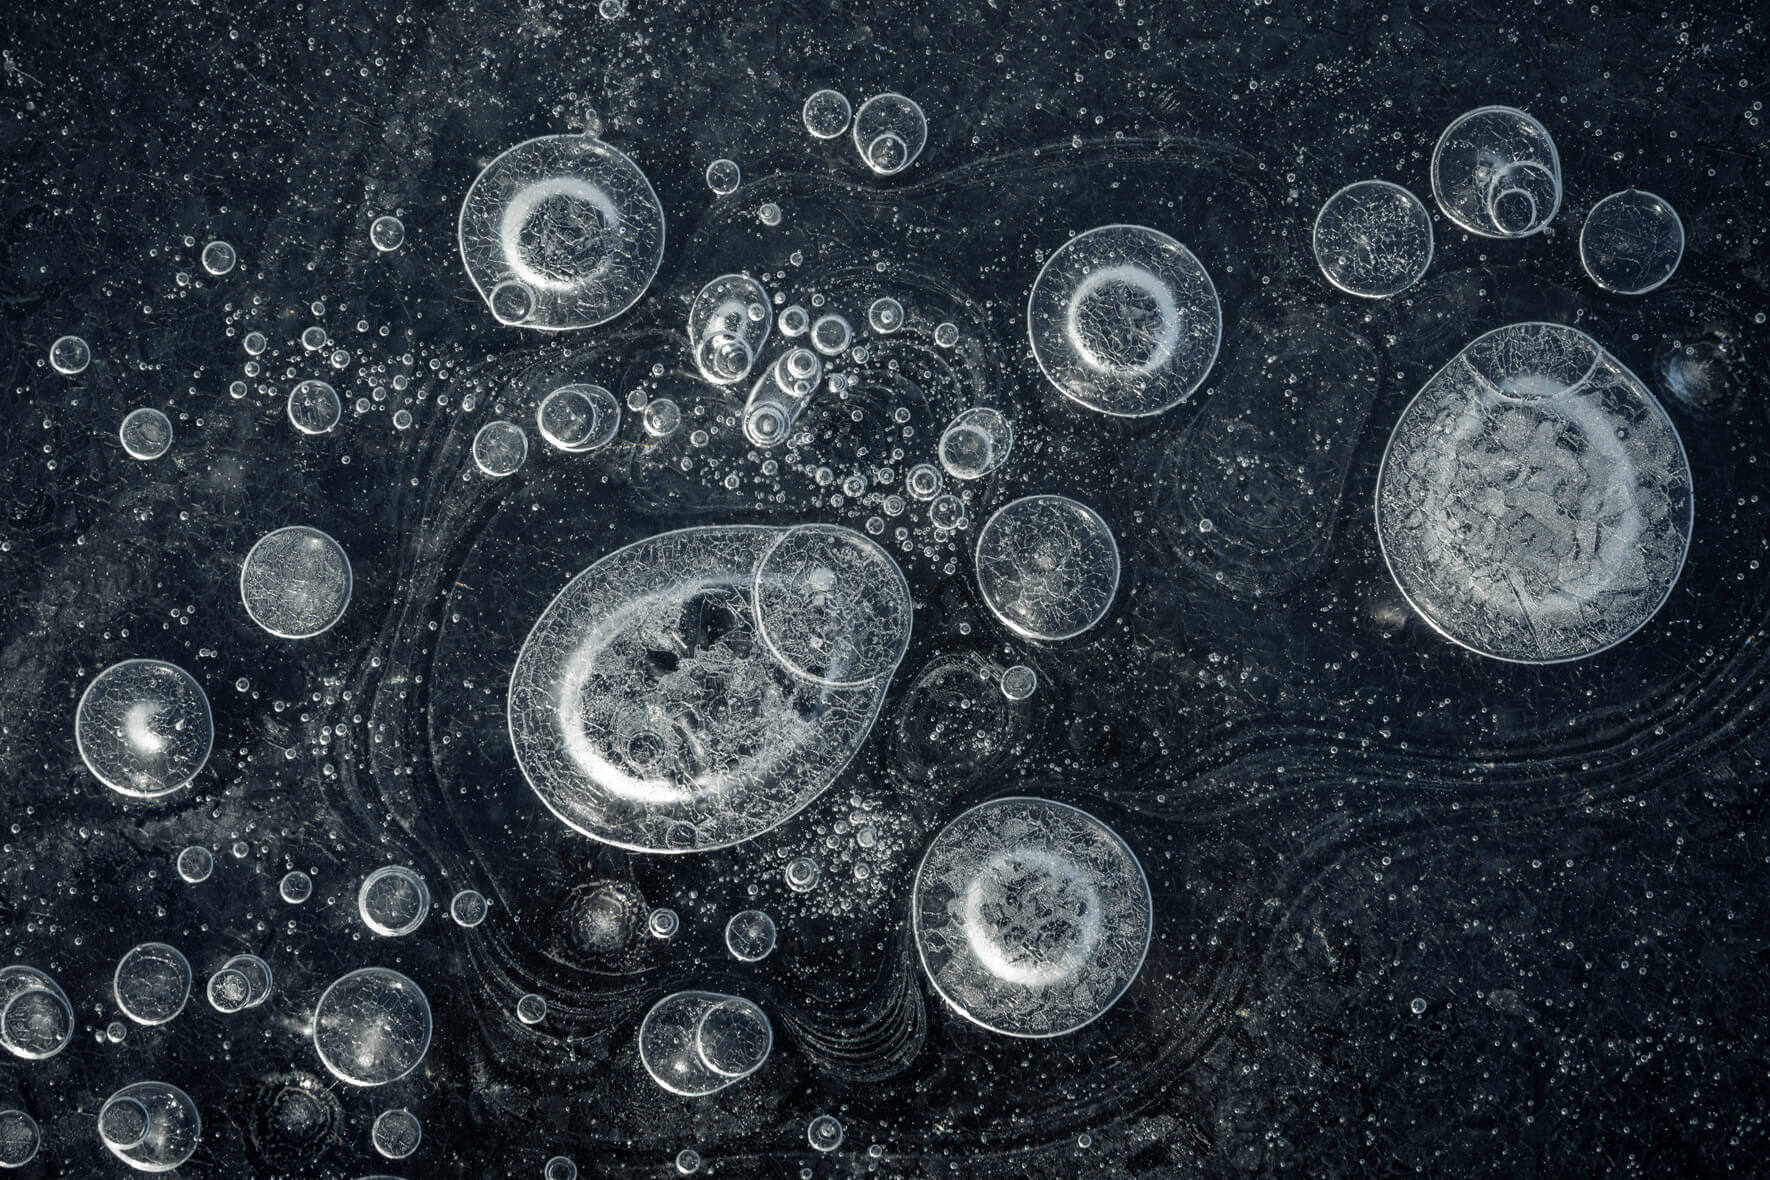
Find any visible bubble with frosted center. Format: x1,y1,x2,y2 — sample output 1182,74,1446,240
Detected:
75,659,213,798
974,495,1120,641
311,967,433,1086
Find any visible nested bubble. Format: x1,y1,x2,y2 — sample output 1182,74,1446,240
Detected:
648,908,681,938
1312,180,1435,298
852,93,927,176
1580,189,1684,296
369,215,406,252
1375,322,1693,663
76,659,213,798
312,967,432,1086
906,463,943,500
372,1108,421,1159
509,526,911,852
240,525,353,639
49,334,91,375
120,408,173,460
473,419,530,477
222,954,274,1007
0,1108,39,1168
175,845,213,883
938,408,1013,480
537,384,621,452
451,889,489,927
867,296,905,334
1028,224,1222,417
802,88,852,139
358,865,431,937
200,240,237,276
743,347,822,447
643,398,681,438
913,796,1152,1038
778,305,810,337
1000,664,1037,701
639,991,772,1096
458,133,666,330
115,942,191,1026
724,910,777,962
288,379,342,434
807,1115,844,1152
99,1082,201,1172
689,274,771,385
208,967,252,1014
1431,105,1562,238
784,856,821,892
545,1156,579,1180
0,965,75,1061
704,158,741,196
975,496,1120,641
752,524,913,688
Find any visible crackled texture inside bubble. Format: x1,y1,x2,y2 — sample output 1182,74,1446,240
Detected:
724,909,778,961
1580,188,1685,295
458,134,665,330
1376,322,1693,663
75,659,213,798
802,88,852,139
1028,224,1221,417
175,845,212,883
369,214,405,252
913,796,1152,1038
752,524,913,688
450,888,489,927
100,1082,201,1172
221,953,274,1007
537,383,621,452
975,496,1121,641
312,967,432,1086
640,991,773,1096
287,379,342,434
938,407,1014,480
473,419,529,476
358,865,431,936
508,526,906,852
200,239,236,276
704,158,741,196
49,334,91,375
689,273,771,385
1313,180,1435,298
1,966,75,1061
372,1108,422,1159
208,967,251,1013
114,941,192,1025
120,407,173,460
280,870,313,903
0,1109,39,1168
240,525,353,639
852,92,927,175
1431,105,1562,238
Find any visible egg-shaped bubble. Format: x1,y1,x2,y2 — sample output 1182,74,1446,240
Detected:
913,796,1152,1038
1375,322,1693,663
508,526,912,852
1,966,75,1061
1312,180,1435,298
640,991,773,1096
752,524,913,689
1431,105,1562,238
852,93,927,175
704,158,741,196
689,274,771,385
938,408,1013,480
312,967,432,1086
473,419,529,477
975,496,1120,641
288,379,342,434
200,240,237,276
1028,224,1222,417
1579,188,1684,296
120,408,173,460
49,334,91,375
115,942,191,1026
76,659,213,798
370,215,406,252
724,910,777,962
358,865,431,937
802,88,852,139
458,134,666,330
0,1108,40,1168
537,383,621,452
240,525,353,639
372,1108,421,1159
99,1082,201,1172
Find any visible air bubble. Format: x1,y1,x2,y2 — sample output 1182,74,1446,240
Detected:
724,910,778,962
358,865,431,936
802,89,852,139
49,334,90,375
853,93,927,175
114,942,192,1026
974,495,1119,641
807,1115,844,1152
0,966,75,1061
370,215,406,252
705,158,741,196
868,296,905,334
99,1083,200,1171
120,408,173,460
473,419,530,476
1580,188,1684,295
690,274,771,385
75,660,212,798
176,846,213,883
640,991,773,1096
280,870,313,904
1000,664,1037,700
372,1108,422,1159
240,525,353,639
200,239,237,276
537,383,620,452
312,967,432,1086
1431,105,1562,238
516,993,548,1025
938,408,1013,480
288,379,342,434
1312,180,1434,298
451,889,489,927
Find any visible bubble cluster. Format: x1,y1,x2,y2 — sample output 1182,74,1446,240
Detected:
75,659,213,798
639,991,773,1096
240,525,353,639
974,496,1120,641
1312,180,1435,298
1430,105,1562,238
311,967,433,1086
1579,188,1684,295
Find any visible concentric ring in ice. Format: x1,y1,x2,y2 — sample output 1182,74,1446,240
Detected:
1430,105,1562,239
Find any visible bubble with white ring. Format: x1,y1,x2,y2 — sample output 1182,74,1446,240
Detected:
473,419,530,477
358,865,431,937
120,407,173,460
974,495,1120,642
1430,105,1562,239
75,659,213,798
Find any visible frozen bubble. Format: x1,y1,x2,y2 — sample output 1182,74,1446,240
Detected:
757,202,782,227
459,134,665,330
392,409,413,430
450,889,489,927
705,158,741,196
240,524,353,639
114,942,191,1026
0,1109,39,1168
200,239,237,276
175,845,213,883
369,214,406,252
690,274,771,385
1312,180,1434,298
853,93,927,175
49,334,91,375
222,953,273,1007
301,326,328,351
99,1082,200,1172
807,1115,844,1152
0,966,75,1061
1431,105,1562,238
207,967,252,1014
1375,322,1693,663
778,305,810,337
975,495,1119,641
648,908,680,939
516,993,548,1025
724,910,778,962
120,407,173,460
473,419,530,477
938,407,1013,480
76,659,213,798
280,870,313,903
868,296,905,334
802,88,852,139
544,1157,579,1180
1580,188,1684,295
1028,224,1221,417
537,383,621,452
753,524,913,688
1410,996,1428,1016
913,796,1151,1037
312,967,432,1086
675,1147,703,1174
906,463,943,501
372,1108,421,1159
1000,664,1037,700
358,865,431,937
743,347,822,448
288,378,342,434
785,856,821,892
488,279,537,325
929,494,967,531
640,991,772,1096
811,313,852,356
244,331,266,355
508,527,911,851
642,398,681,438
934,321,959,348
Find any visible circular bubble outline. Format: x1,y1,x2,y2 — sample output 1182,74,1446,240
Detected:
311,966,433,1087
973,495,1122,641
1310,179,1436,299
239,524,354,640
751,523,914,689
1430,105,1563,239
74,659,214,799
1578,188,1685,296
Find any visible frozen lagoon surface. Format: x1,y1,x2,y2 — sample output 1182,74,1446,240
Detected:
2,1,1768,1177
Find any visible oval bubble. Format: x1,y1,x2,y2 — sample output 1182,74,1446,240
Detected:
913,796,1152,1038
99,1082,201,1172
802,88,852,139
975,495,1120,641
639,991,773,1096
852,93,927,175
287,379,342,434
473,419,529,477
689,274,771,385
1431,105,1562,238
75,660,213,798
938,407,1013,480
1579,188,1684,296
458,134,666,330
357,865,431,937
0,1108,40,1168
115,942,192,1026
240,525,353,639
752,524,914,688
1312,180,1435,298
312,967,432,1086
0,966,75,1061
49,334,90,375
120,408,173,460
537,384,621,452
1028,224,1222,417
723,910,777,962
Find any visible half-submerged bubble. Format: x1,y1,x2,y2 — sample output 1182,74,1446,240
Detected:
75,659,213,798
975,495,1120,641
1579,188,1684,296
537,384,621,451
1312,180,1435,298
639,991,772,1096
312,967,432,1086
1431,105,1562,238
852,93,927,175
689,274,771,386
240,525,353,639
99,1082,201,1172
1,966,75,1061
1375,322,1693,663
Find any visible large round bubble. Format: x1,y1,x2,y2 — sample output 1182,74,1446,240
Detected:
1312,180,1435,298
75,659,213,798
240,525,353,639
114,942,192,1026
1027,224,1221,417
1430,105,1562,238
974,496,1120,641
639,991,773,1096
507,526,912,852
99,1082,201,1172
1375,322,1693,663
311,967,433,1086
913,796,1152,1038
0,1108,39,1168
0,965,75,1061
1579,188,1685,296
458,134,665,330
